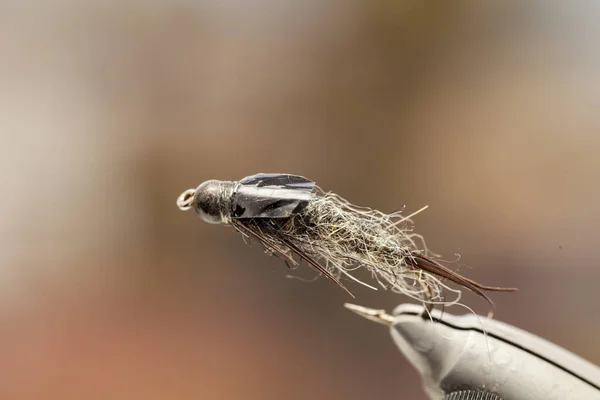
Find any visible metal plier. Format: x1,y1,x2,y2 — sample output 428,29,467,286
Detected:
345,303,600,399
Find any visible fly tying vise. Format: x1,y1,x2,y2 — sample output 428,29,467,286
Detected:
177,173,516,307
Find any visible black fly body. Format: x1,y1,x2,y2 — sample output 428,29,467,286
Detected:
177,173,516,307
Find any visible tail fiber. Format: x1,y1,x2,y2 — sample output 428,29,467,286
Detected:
408,253,517,305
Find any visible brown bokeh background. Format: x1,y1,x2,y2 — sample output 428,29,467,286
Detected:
1,2,599,399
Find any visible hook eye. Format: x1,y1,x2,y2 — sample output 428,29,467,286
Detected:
177,189,196,211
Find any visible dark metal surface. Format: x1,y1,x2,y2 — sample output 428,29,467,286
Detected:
442,390,504,400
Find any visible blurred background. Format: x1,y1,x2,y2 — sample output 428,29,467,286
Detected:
1,1,600,399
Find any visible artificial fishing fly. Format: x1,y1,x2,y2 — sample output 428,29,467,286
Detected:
177,173,516,307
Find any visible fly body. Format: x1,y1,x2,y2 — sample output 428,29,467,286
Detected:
177,173,516,307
